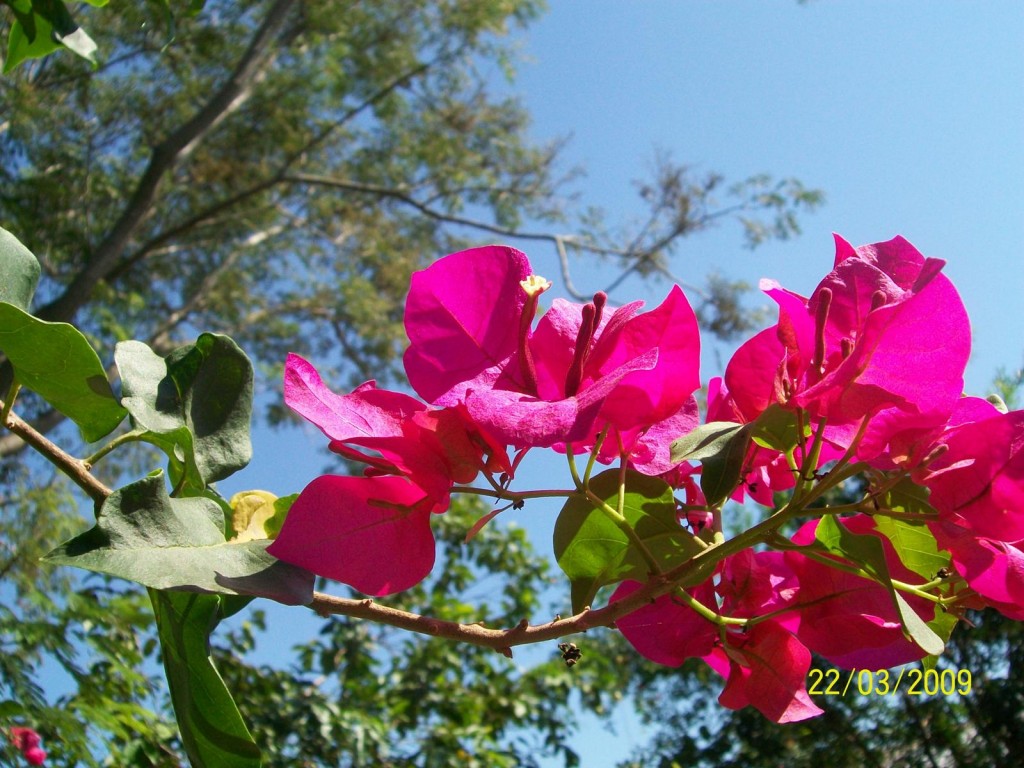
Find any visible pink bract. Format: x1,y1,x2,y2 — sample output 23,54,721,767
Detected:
612,550,824,723
267,475,435,596
920,409,1024,541
709,622,823,723
403,245,702,450
404,245,533,406
721,235,970,453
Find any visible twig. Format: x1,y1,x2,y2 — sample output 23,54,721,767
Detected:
0,400,111,505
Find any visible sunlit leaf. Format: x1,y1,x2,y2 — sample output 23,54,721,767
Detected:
0,226,40,310
0,302,125,441
45,474,313,605
116,335,253,490
554,468,702,613
150,589,261,768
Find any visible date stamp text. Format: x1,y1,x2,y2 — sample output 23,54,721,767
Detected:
808,667,972,697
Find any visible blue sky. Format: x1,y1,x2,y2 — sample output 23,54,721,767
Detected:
506,1,1023,395
225,3,1024,764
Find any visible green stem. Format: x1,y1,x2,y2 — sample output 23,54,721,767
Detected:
671,587,747,627
83,427,148,466
0,379,20,426
711,507,725,545
566,445,583,490
583,426,608,486
796,416,827,497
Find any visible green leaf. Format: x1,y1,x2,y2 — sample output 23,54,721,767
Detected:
3,0,99,72
553,469,703,613
116,334,253,489
0,302,126,441
872,478,950,580
45,474,313,605
0,226,41,310
4,11,60,73
169,334,253,482
149,589,261,768
669,420,745,463
0,699,25,717
669,420,754,506
750,404,805,453
815,516,944,656
922,608,959,670
699,424,754,507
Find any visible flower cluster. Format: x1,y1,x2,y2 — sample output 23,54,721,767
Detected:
268,244,701,594
7,727,46,766
269,236,1024,723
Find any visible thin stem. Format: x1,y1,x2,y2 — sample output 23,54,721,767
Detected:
670,587,746,627
311,463,847,648
566,445,583,490
83,428,147,466
797,416,828,496
452,485,576,502
711,507,725,545
583,426,608,485
0,380,20,426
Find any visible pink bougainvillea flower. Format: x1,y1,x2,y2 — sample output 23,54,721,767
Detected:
612,578,720,666
722,235,970,456
8,727,45,766
269,354,512,596
928,521,1024,620
620,396,701,476
612,550,823,723
282,353,510,507
918,408,1024,541
783,516,934,669
704,375,841,506
908,407,1024,618
269,475,435,596
403,245,702,451
403,245,534,406
706,621,823,724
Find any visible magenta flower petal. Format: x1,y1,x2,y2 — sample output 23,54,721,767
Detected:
268,475,435,596
785,516,931,668
626,396,701,476
403,245,533,405
466,348,659,448
723,327,786,421
760,278,813,364
923,409,1024,540
611,580,719,666
930,521,1024,620
285,353,425,440
715,622,823,723
595,285,701,431
797,272,969,426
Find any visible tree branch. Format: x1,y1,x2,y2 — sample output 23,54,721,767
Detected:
0,407,66,458
0,400,111,505
34,0,297,325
